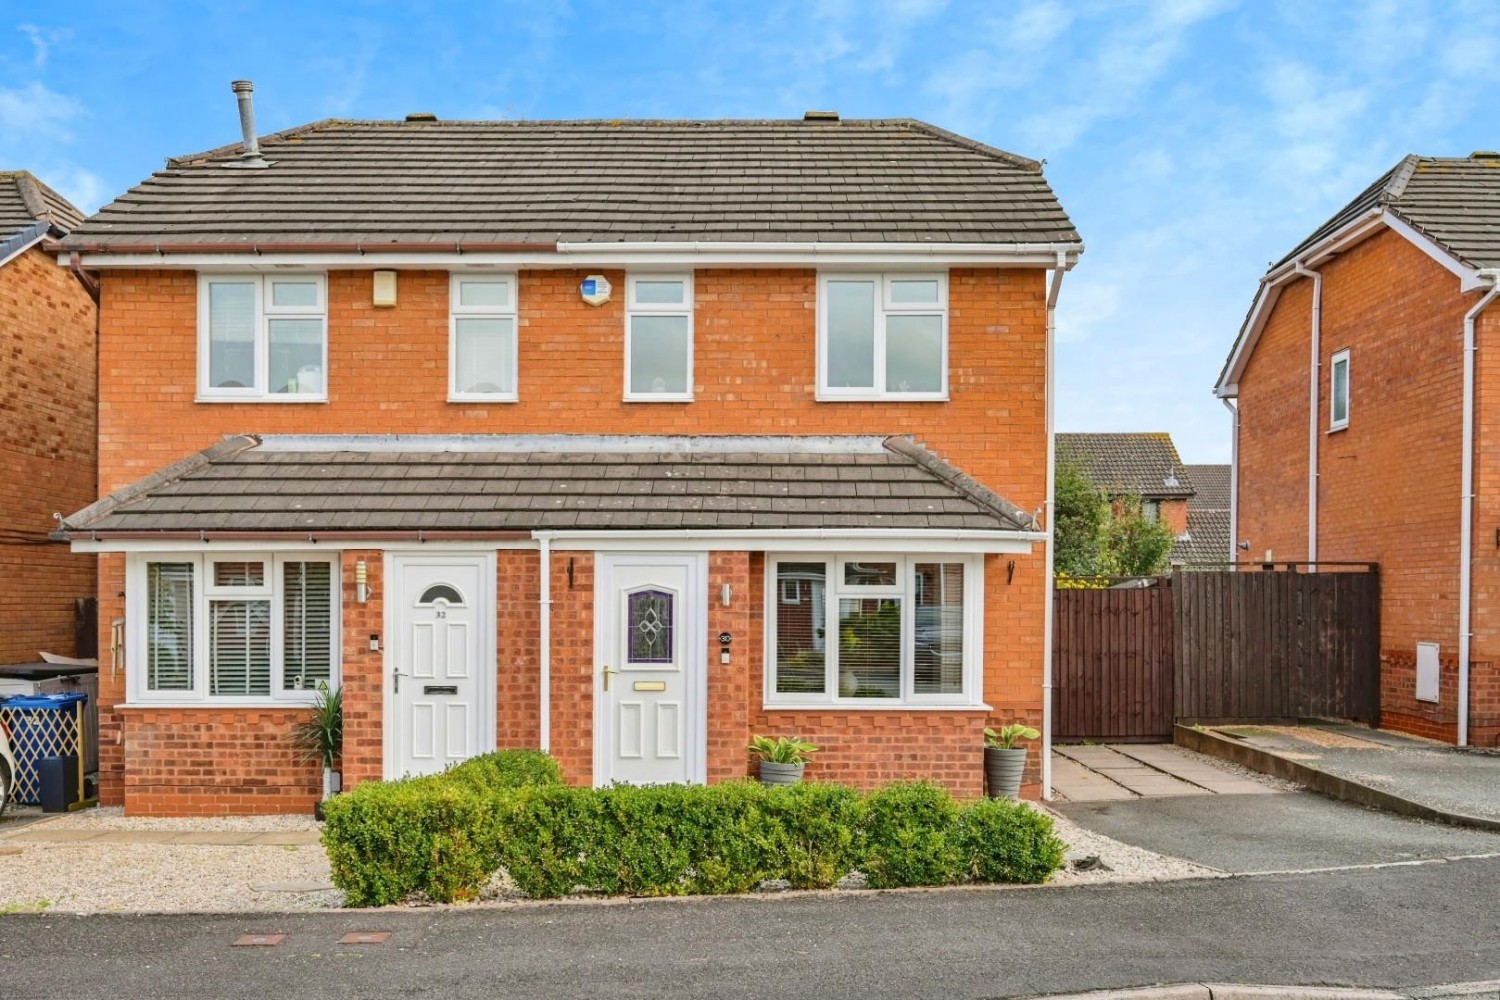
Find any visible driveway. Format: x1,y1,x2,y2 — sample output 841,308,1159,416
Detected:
2,857,1499,999
1051,742,1500,872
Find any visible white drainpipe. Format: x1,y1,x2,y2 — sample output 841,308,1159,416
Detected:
1222,397,1239,560
1458,274,1500,746
1041,253,1068,801
1293,262,1322,562
536,531,554,752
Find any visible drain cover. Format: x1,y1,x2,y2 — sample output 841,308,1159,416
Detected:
233,934,286,947
339,931,391,945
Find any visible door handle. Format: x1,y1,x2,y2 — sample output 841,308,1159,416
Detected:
393,669,405,694
602,665,619,691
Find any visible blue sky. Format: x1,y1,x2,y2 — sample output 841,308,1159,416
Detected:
4,1,1497,462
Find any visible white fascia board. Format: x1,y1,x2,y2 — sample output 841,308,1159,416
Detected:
76,242,1082,271
544,528,1043,554
1215,207,1479,395
69,537,541,554
0,231,47,270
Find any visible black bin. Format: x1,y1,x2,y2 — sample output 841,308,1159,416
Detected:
40,755,79,813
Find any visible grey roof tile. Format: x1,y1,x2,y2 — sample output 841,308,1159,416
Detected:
61,434,1033,537
1055,433,1195,499
65,118,1080,250
0,171,84,243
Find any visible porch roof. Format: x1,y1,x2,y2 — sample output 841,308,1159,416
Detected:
59,434,1034,538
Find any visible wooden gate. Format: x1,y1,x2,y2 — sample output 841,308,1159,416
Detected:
1053,581,1175,742
1052,565,1380,742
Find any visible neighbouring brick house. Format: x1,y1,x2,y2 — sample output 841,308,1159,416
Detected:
1216,152,1500,746
57,93,1081,815
1173,464,1231,567
0,171,96,667
1055,432,1195,538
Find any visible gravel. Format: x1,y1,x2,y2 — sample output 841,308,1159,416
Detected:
1041,805,1221,884
0,841,340,913
35,806,321,833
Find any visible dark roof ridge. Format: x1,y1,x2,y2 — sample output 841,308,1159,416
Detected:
58,435,261,536
896,119,1043,173
1382,154,1422,200
883,435,1033,530
12,171,49,219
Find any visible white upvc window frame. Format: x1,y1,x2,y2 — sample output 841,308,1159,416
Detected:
126,552,341,706
1329,347,1351,431
763,554,982,709
816,272,949,401
196,273,328,402
449,272,520,402
624,273,694,402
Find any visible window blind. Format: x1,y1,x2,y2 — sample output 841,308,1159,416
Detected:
147,562,195,691
284,561,333,691
210,600,271,696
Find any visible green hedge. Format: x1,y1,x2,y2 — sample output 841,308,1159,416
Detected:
320,749,561,906
323,757,1065,906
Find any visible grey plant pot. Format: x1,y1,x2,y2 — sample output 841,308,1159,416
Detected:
758,761,806,786
984,747,1028,799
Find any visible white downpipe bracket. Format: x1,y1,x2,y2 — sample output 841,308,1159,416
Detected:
1458,277,1500,746
536,531,554,753
1294,262,1322,562
1041,254,1068,801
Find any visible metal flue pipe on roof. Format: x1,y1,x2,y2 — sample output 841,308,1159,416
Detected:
227,80,269,169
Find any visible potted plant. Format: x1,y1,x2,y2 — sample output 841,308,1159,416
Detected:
747,735,819,786
983,723,1039,799
288,683,342,819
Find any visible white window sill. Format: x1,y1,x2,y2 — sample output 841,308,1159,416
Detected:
195,395,329,405
815,392,949,403
449,395,519,404
623,395,695,403
763,702,993,712
1328,423,1349,434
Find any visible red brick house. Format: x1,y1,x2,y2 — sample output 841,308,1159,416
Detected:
1217,152,1500,746
0,171,96,667
57,91,1081,814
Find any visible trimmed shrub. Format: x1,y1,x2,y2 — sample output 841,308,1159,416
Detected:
323,749,563,906
494,785,598,899
958,797,1066,884
762,782,863,889
859,781,966,889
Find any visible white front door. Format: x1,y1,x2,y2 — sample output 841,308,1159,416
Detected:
389,553,494,778
595,553,707,786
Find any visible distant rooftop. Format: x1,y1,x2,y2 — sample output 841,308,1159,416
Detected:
1055,433,1194,499
0,170,84,245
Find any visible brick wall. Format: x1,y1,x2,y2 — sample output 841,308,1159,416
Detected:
1237,228,1490,743
95,264,1050,809
0,245,96,664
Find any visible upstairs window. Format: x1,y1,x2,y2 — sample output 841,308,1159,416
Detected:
450,274,518,401
625,274,693,400
198,275,327,401
818,273,947,400
1330,348,1350,431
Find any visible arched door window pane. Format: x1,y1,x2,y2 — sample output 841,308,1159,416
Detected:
417,584,465,607
627,589,674,664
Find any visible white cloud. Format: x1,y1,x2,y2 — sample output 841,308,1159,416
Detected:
0,82,85,138
39,163,108,214
17,24,70,68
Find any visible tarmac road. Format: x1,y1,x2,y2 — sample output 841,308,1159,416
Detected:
1,855,1498,999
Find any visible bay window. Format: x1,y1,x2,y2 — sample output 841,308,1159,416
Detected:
818,273,947,399
766,555,979,706
198,274,327,400
131,554,338,704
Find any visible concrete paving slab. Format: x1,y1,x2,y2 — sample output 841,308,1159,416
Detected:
1057,791,1500,873
6,829,107,842
1050,756,1137,802
1109,745,1280,795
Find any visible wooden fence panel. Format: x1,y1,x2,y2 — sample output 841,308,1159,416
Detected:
1052,583,1175,742
1054,568,1380,742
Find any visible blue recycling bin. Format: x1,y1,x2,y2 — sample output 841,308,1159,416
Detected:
0,692,88,806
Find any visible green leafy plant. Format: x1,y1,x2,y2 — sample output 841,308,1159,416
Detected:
1100,493,1176,577
859,782,965,888
984,723,1040,750
1053,459,1110,576
761,782,864,889
959,797,1066,884
747,735,820,765
288,683,342,769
